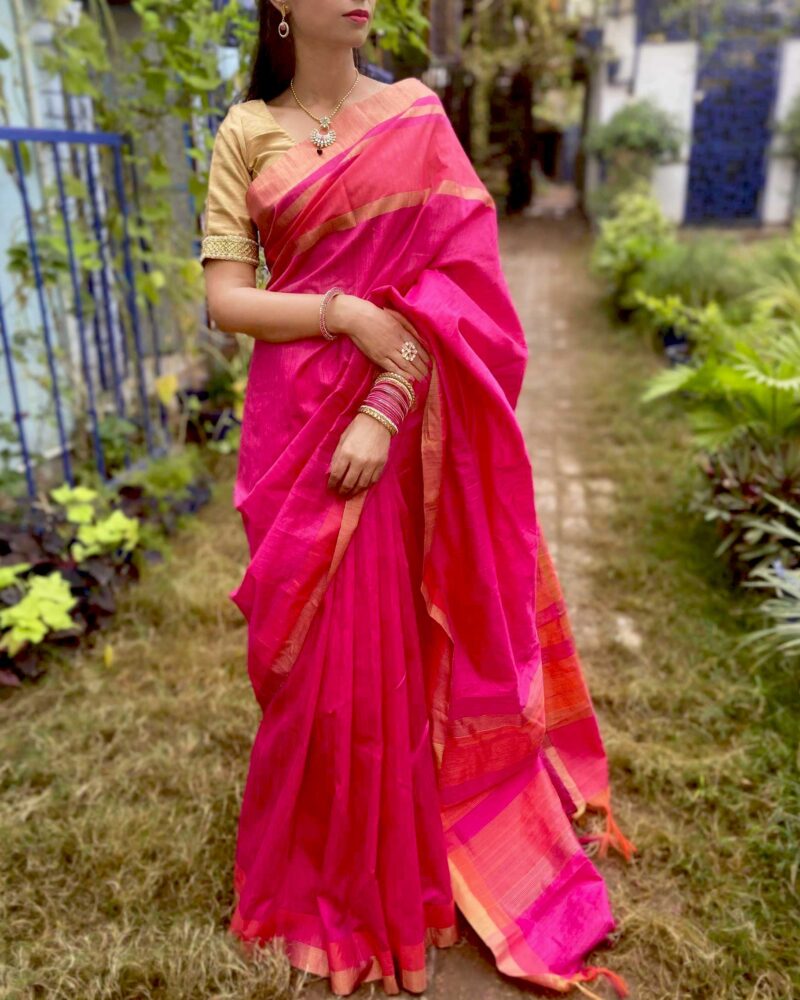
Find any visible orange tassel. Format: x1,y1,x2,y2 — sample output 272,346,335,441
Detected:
580,792,637,863
570,965,630,998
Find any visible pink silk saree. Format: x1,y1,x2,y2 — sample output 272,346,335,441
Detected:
226,76,633,997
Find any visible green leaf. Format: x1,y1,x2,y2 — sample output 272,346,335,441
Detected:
181,72,222,92
0,563,31,589
0,571,77,656
51,483,98,505
640,364,698,403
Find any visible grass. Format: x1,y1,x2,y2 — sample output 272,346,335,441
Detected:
568,278,800,999
0,454,311,999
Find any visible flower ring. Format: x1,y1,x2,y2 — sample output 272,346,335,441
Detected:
400,340,418,363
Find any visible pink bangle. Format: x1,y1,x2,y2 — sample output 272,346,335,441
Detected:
360,380,410,430
365,380,410,417
368,389,407,425
320,286,345,341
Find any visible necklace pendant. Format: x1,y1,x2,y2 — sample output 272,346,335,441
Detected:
310,119,336,152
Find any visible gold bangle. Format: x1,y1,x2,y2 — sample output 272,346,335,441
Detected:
374,377,414,407
375,369,413,392
358,404,398,436
373,372,415,406
375,370,415,393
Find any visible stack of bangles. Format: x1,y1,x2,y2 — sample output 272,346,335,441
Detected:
357,371,416,436
319,285,418,438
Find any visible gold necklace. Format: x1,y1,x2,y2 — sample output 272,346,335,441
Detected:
290,70,361,156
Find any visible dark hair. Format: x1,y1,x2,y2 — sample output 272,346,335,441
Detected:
245,1,365,103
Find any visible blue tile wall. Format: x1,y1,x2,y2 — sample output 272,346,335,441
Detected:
636,0,798,42
632,0,791,223
685,36,779,222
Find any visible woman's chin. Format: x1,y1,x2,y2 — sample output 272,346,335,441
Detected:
340,19,371,37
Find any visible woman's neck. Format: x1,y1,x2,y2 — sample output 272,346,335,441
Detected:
282,58,363,112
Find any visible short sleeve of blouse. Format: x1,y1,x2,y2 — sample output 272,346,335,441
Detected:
200,106,260,267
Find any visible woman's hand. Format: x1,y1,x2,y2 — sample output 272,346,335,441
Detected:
326,294,431,384
327,412,392,496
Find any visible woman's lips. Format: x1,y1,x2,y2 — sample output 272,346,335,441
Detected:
344,11,369,22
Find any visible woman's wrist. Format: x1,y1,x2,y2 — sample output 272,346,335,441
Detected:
325,292,360,339
354,409,393,438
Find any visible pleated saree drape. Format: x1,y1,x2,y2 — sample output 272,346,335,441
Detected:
226,77,632,997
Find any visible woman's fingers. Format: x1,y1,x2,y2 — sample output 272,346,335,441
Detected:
349,305,431,383
328,440,349,490
395,330,430,379
384,307,428,361
385,308,432,361
391,348,428,381
331,462,359,494
328,459,345,491
386,353,419,382
339,461,367,495
399,322,431,362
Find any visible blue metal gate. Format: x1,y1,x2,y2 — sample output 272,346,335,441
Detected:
685,36,780,224
0,126,167,498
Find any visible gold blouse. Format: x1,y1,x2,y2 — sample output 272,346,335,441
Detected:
200,101,296,267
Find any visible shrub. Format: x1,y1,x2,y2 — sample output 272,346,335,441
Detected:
641,307,800,581
691,442,800,580
0,453,213,689
585,99,685,215
630,292,729,361
590,188,677,313
641,317,800,452
585,98,685,163
745,215,800,323
0,571,78,659
741,560,800,662
740,494,800,663
635,233,752,312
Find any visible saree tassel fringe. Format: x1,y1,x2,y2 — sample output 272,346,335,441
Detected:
580,802,637,863
571,966,630,999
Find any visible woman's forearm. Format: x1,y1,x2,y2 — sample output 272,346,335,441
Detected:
205,264,357,343
203,260,430,385
207,287,323,342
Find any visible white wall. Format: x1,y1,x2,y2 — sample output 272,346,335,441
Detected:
604,12,637,86
585,14,698,223
586,11,800,226
633,41,698,222
584,13,635,205
763,37,800,224
593,12,638,127
0,0,74,472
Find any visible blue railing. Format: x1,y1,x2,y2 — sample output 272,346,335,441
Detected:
0,125,167,498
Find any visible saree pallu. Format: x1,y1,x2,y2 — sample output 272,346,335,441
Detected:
227,77,632,997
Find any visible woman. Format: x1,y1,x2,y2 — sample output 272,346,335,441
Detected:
201,1,634,997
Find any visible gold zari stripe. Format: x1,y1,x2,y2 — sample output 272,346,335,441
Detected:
200,234,259,266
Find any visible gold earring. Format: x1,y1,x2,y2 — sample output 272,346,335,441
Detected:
278,3,290,37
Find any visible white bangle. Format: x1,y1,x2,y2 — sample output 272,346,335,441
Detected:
320,286,345,341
